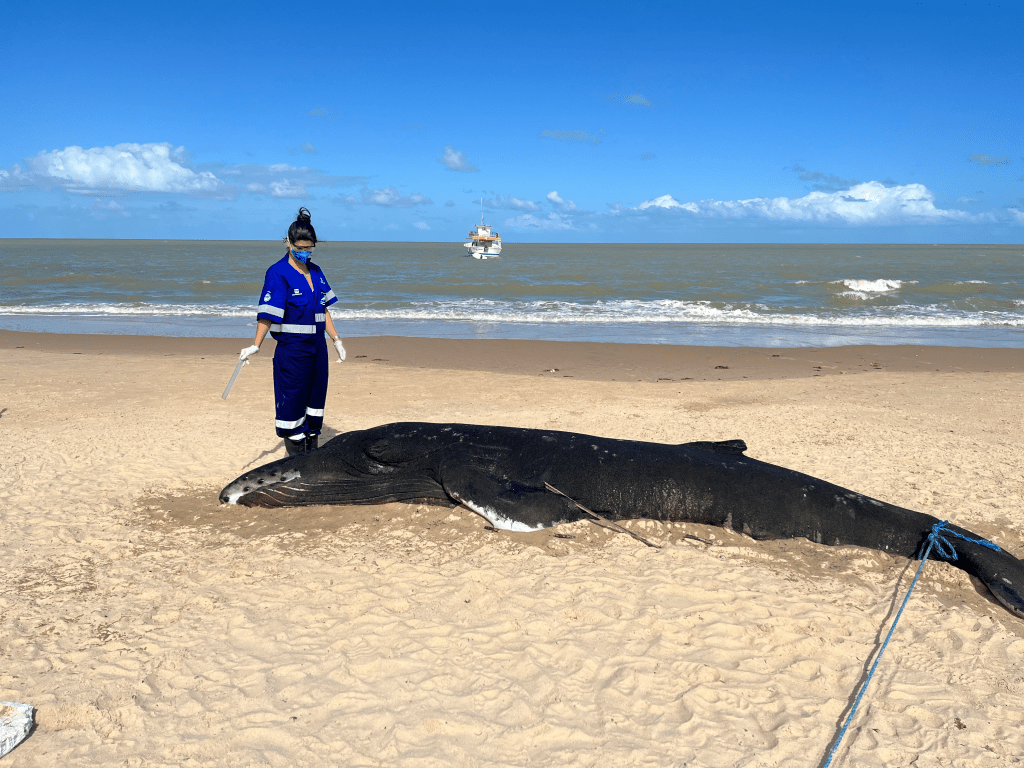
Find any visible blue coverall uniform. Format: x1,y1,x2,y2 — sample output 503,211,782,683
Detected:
256,255,338,442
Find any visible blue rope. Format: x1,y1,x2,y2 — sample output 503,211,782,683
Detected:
925,525,1000,556
821,521,999,767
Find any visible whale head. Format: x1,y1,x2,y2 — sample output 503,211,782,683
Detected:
218,453,307,506
219,426,450,507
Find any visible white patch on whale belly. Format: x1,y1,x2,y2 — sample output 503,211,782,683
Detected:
455,495,546,533
226,469,301,505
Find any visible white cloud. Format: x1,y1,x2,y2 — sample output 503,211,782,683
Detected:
22,143,227,196
269,181,307,198
546,190,579,211
362,186,433,207
540,129,602,144
438,145,479,172
503,212,575,230
636,182,978,224
217,163,362,187
507,196,537,210
413,221,430,230
1,143,367,200
0,164,29,190
638,194,686,210
484,194,539,211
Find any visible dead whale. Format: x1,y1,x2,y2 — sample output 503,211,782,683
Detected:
220,422,1024,619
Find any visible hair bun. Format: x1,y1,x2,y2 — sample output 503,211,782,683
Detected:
286,207,317,245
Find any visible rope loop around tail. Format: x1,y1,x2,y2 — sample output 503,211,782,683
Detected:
920,520,1001,561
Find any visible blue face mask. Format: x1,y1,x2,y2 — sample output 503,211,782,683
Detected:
291,249,312,265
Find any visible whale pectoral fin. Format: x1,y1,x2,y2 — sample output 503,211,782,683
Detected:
440,467,583,532
681,439,748,455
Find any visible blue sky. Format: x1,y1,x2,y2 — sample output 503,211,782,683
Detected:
2,0,1022,242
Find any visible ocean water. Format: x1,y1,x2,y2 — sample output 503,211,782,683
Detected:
1,239,1021,347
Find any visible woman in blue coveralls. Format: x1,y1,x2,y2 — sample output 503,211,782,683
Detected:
239,208,346,455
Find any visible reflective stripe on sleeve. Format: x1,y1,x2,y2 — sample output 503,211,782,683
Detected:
323,290,336,302
275,416,307,429
306,407,324,417
269,324,317,334
257,304,285,318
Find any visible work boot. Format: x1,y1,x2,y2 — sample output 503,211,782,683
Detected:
305,434,319,452
285,435,307,456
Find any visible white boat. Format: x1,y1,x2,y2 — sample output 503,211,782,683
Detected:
464,207,502,259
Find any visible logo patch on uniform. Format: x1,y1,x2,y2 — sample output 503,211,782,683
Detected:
263,291,271,302
293,288,301,295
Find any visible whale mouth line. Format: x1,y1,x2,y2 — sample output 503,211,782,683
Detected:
230,487,307,507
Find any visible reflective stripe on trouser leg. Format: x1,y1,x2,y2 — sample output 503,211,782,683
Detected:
304,340,329,436
272,341,321,439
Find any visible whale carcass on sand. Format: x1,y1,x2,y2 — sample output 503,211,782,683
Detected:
220,422,1024,620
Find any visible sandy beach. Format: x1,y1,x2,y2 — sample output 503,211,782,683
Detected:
1,330,1022,767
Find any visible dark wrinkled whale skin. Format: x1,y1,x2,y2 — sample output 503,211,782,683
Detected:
220,422,1024,619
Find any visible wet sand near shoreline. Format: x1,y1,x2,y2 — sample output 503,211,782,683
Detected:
2,329,1021,380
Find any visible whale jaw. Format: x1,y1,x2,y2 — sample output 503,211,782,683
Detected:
218,453,451,508
219,468,303,505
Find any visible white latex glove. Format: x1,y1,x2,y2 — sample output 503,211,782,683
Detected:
333,338,346,362
240,344,260,363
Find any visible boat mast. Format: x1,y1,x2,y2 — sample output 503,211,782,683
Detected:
479,197,484,226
